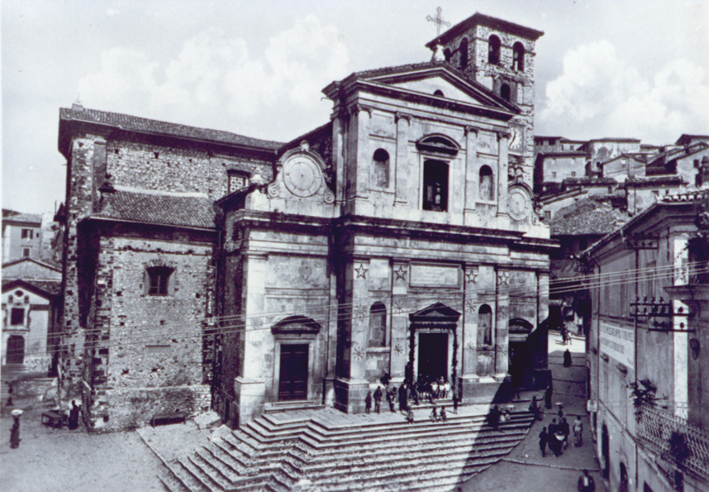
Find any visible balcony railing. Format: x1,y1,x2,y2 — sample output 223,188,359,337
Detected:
636,403,709,480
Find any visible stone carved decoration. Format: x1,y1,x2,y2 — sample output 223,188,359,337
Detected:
283,155,323,198
323,188,335,204
394,265,407,282
465,267,478,284
267,179,280,198
355,263,368,279
393,344,404,355
466,342,476,352
394,299,406,315
464,299,476,314
508,188,531,221
497,270,510,287
352,343,365,360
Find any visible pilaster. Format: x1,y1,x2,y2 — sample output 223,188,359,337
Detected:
497,131,510,216
394,112,411,205
390,260,409,381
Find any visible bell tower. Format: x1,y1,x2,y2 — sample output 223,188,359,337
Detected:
426,13,544,187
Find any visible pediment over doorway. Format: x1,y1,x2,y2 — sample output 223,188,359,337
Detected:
409,302,461,325
271,316,321,337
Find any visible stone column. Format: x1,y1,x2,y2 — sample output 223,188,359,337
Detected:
497,131,510,216
390,260,409,383
495,268,510,378
394,112,411,206
464,127,479,223
235,252,268,425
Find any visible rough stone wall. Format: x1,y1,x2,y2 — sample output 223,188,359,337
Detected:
106,138,273,201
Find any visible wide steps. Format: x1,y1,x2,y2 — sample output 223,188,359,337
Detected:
166,409,534,491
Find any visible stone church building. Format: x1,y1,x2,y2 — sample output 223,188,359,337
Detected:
57,12,556,430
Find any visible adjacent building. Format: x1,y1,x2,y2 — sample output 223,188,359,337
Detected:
585,190,709,492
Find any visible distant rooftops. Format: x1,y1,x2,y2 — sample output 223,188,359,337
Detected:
2,212,42,224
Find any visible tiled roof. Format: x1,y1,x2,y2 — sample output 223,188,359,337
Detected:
60,106,283,150
94,190,216,229
2,278,61,297
3,212,42,224
550,200,629,236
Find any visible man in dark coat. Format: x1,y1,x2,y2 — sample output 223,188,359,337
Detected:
539,426,549,457
9,412,21,449
398,384,408,412
545,381,553,409
578,470,595,492
68,400,81,430
365,391,372,414
560,417,570,449
563,349,572,367
373,386,383,414
387,386,396,412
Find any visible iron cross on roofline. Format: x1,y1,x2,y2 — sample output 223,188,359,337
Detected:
427,7,451,36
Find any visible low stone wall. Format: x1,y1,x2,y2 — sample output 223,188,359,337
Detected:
93,384,211,432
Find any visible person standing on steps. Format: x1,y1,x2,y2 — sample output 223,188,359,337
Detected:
406,406,415,424
9,409,22,449
365,391,372,414
68,400,81,430
440,406,447,422
538,426,549,457
398,383,408,412
387,385,396,412
373,386,383,414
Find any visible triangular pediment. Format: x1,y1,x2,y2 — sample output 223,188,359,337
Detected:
360,64,516,113
409,302,461,323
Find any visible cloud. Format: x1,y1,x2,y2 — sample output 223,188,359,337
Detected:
539,40,709,143
78,15,348,140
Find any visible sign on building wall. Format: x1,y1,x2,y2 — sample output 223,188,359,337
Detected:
599,320,634,367
410,263,460,288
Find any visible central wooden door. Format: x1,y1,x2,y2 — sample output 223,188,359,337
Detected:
278,344,309,401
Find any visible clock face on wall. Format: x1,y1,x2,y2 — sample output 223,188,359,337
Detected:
509,126,524,153
283,155,323,197
508,188,530,221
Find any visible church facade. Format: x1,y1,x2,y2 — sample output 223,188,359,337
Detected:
57,13,555,431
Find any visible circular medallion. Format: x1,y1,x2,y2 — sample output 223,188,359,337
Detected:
508,189,530,221
283,156,322,197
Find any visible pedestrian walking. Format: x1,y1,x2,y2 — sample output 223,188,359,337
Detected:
406,406,415,424
578,470,596,492
388,386,396,412
9,409,22,449
560,417,570,449
573,416,583,447
563,349,572,367
487,405,501,430
545,382,553,409
528,395,543,420
68,400,81,430
373,386,383,414
365,391,372,414
440,406,447,422
452,393,459,413
538,427,548,457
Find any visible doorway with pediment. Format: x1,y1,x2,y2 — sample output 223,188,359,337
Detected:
408,303,461,388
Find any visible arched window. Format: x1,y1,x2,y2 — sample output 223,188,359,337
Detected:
368,302,387,348
372,149,390,188
479,165,495,201
500,83,511,102
513,42,525,71
443,48,452,62
488,35,501,65
478,305,493,346
433,90,445,97
459,38,469,69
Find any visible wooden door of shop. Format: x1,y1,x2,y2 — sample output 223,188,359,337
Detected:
278,344,308,401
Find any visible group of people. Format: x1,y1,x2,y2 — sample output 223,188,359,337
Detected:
538,413,584,458
365,376,457,416
429,405,447,422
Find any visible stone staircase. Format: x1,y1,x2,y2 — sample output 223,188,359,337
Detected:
156,408,535,492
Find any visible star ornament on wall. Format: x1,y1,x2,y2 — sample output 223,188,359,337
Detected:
466,342,476,352
497,270,510,286
394,344,403,355
355,263,368,279
394,265,407,282
353,344,365,360
465,269,478,283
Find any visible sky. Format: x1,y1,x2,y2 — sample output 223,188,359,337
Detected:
2,0,708,214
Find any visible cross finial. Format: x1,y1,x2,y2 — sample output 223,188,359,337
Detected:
427,7,451,37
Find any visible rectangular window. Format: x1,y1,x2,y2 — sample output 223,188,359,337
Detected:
22,248,31,258
147,267,172,296
544,211,551,220
571,171,577,177
422,160,448,212
552,171,557,178
21,229,33,239
10,308,24,325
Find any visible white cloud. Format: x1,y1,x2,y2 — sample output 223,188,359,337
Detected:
540,40,709,143
78,15,348,140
